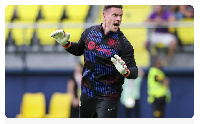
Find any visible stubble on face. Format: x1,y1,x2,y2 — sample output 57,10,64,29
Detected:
103,8,123,33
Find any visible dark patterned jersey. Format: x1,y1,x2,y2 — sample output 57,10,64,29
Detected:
66,24,138,100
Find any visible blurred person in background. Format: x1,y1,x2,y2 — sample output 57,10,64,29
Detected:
147,56,171,118
179,5,194,19
50,5,138,118
67,62,83,118
163,5,194,48
165,5,194,20
145,5,177,65
120,67,144,118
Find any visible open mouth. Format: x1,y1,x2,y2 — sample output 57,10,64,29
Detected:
113,23,120,26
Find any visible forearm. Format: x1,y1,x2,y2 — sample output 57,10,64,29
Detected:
65,42,85,56
126,66,138,79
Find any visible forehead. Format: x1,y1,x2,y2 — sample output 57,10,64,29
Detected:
107,7,123,14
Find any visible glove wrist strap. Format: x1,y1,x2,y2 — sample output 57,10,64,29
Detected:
63,41,71,49
122,69,130,77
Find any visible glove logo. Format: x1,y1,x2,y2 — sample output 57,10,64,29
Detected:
88,41,95,50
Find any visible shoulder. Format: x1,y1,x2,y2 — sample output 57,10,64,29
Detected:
85,24,101,32
82,24,101,35
118,30,133,49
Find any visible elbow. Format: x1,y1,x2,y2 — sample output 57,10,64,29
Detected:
133,70,138,79
133,73,138,79
126,67,138,79
75,52,83,56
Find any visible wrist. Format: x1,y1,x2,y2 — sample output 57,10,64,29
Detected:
63,41,71,49
122,69,130,77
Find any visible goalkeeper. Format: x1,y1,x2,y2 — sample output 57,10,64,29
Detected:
50,5,138,118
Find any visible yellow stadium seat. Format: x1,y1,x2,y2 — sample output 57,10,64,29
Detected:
16,5,40,22
176,18,194,45
46,93,72,118
41,5,65,21
96,5,152,23
5,28,10,43
134,47,150,67
11,20,35,46
123,5,151,23
65,5,90,22
123,5,151,10
36,20,58,45
5,5,15,22
121,28,149,67
16,92,46,118
121,28,148,47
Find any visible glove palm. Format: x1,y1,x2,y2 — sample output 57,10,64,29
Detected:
50,29,70,46
111,55,127,75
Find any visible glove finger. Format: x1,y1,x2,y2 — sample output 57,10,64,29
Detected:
114,54,119,59
58,31,63,37
111,57,117,65
58,29,65,37
120,60,125,66
124,65,127,70
65,33,70,40
50,31,57,37
59,29,64,32
116,56,121,63
51,31,60,38
54,34,60,39
55,30,62,39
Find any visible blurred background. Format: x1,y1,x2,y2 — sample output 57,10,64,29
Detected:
5,5,194,118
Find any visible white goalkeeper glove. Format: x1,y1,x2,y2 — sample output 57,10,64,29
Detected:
50,29,70,46
111,55,130,76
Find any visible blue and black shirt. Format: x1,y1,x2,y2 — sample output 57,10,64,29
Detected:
66,24,138,100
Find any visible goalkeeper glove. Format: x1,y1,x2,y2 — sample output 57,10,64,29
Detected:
50,29,71,48
111,54,130,77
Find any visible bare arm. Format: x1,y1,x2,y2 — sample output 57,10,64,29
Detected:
67,79,79,107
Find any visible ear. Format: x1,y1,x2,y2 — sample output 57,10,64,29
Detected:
103,13,106,18
103,13,106,21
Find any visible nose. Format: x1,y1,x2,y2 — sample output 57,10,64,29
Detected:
116,16,122,21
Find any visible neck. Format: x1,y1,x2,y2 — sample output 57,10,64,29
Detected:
102,22,110,35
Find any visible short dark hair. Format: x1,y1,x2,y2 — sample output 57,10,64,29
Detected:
103,5,123,12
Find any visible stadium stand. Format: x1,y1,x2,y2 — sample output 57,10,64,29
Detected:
40,5,65,22
62,5,90,23
5,5,90,51
16,5,40,22
11,21,35,46
5,5,15,22
5,28,9,44
63,27,84,43
121,28,150,67
121,6,151,67
16,92,46,118
36,20,58,46
46,93,72,118
122,5,151,22
5,5,15,51
176,18,194,45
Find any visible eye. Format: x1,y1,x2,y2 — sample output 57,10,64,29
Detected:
113,14,117,17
